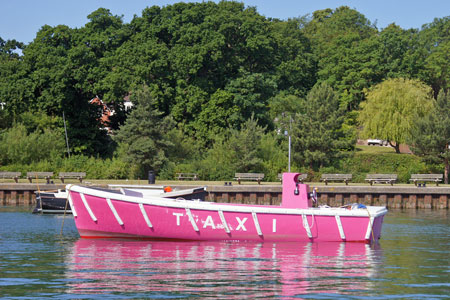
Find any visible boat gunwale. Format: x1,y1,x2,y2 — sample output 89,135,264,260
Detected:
67,184,388,218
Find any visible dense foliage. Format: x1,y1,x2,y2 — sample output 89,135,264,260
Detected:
0,2,449,180
410,90,450,183
292,83,354,169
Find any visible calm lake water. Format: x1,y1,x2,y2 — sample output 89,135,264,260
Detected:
0,208,448,299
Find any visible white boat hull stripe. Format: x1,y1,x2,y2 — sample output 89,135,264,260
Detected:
67,192,77,217
186,208,199,231
302,214,312,238
365,216,375,240
252,212,263,236
80,193,97,222
139,203,153,228
335,215,346,240
218,210,230,233
107,198,123,226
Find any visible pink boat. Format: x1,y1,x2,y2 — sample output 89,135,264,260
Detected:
67,173,387,243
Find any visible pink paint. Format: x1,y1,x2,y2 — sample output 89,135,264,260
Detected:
67,173,387,243
281,173,312,208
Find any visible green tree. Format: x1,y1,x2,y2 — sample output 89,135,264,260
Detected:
268,92,303,135
114,85,175,177
21,24,113,157
410,90,450,183
270,18,316,96
198,115,267,180
0,123,65,165
0,37,31,122
224,70,277,130
109,1,314,146
196,89,238,145
419,17,450,96
359,78,435,153
228,115,266,173
292,83,354,170
376,24,423,80
302,6,378,109
259,132,288,181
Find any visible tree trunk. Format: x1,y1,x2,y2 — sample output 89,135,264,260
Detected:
389,141,401,153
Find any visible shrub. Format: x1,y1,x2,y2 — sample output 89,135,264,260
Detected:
337,152,427,183
0,124,65,165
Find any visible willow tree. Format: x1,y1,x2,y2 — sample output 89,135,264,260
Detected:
358,78,435,153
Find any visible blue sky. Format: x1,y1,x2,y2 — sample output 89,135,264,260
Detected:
1,0,449,44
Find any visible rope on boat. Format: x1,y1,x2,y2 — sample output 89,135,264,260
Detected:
366,208,376,244
302,211,315,234
60,186,71,237
35,174,42,212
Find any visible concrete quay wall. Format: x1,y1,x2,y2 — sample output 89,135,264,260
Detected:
206,185,449,209
0,183,65,206
0,183,449,209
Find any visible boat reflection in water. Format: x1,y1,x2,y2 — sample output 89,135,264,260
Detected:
65,239,381,298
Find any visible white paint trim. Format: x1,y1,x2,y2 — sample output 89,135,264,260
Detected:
252,212,262,236
335,215,346,240
80,193,97,222
302,214,312,238
218,210,230,233
365,216,375,240
186,208,199,231
139,203,153,228
107,198,123,226
67,192,77,217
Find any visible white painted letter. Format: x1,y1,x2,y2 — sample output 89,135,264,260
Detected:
272,219,277,233
173,212,184,226
203,215,216,229
236,217,248,231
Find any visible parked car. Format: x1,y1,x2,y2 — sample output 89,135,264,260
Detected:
367,139,388,146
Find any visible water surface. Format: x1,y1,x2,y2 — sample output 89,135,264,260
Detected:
0,208,448,299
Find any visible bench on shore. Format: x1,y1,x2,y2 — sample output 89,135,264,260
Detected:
410,174,443,186
278,173,308,182
234,173,264,184
365,174,397,186
27,172,54,184
0,171,21,183
59,172,86,183
321,173,352,185
176,173,198,180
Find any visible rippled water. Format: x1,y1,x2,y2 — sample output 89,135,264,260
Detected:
0,208,448,299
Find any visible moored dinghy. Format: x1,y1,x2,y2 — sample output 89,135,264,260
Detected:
67,173,388,243
33,189,70,214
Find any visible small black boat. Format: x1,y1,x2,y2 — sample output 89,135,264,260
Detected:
33,190,70,214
